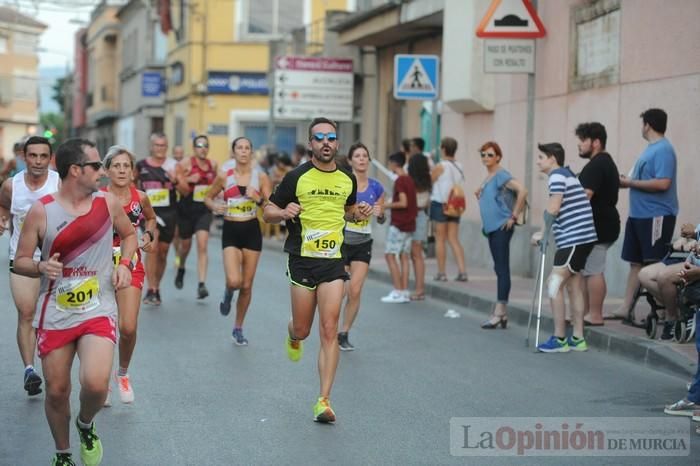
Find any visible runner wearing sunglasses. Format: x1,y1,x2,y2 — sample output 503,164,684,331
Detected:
264,117,372,423
14,138,137,466
174,135,218,299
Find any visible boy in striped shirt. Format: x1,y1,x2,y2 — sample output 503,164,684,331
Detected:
531,143,598,353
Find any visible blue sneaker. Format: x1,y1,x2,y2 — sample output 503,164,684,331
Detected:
231,328,248,346
220,288,235,316
24,368,42,396
537,336,570,353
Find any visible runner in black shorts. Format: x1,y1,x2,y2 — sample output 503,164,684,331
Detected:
338,142,385,351
264,117,372,423
175,135,217,299
205,136,271,346
136,133,178,305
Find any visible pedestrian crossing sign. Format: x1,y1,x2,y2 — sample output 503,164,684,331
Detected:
393,54,439,100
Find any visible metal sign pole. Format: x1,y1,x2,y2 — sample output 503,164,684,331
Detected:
523,0,538,220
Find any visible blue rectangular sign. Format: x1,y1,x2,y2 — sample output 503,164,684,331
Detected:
141,72,163,97
207,71,269,95
393,54,439,100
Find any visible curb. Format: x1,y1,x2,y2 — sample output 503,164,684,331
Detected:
261,238,695,379
366,267,696,379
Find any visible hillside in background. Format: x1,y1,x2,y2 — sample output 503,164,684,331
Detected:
39,66,67,114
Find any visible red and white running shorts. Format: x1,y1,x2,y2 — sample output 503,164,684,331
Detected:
37,316,117,358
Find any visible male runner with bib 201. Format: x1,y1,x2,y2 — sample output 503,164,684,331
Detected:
264,117,372,423
14,138,137,466
0,136,59,396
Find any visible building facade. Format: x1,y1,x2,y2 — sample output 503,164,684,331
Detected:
0,6,46,158
116,0,167,157
335,0,700,295
85,1,126,156
160,0,353,164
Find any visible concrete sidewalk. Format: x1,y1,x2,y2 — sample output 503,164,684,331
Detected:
262,232,697,379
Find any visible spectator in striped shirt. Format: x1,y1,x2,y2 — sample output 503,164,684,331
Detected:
531,143,598,353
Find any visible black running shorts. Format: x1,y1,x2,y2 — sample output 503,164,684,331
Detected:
155,208,178,244
553,243,595,273
341,239,373,266
286,255,348,290
222,219,262,251
177,209,213,239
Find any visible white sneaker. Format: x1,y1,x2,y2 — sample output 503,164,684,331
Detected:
381,290,409,303
104,387,112,407
401,290,411,301
117,374,134,403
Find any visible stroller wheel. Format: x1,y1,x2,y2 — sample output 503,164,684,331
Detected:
646,315,658,339
687,315,696,342
673,320,687,343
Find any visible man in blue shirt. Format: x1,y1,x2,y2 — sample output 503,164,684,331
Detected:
613,108,678,320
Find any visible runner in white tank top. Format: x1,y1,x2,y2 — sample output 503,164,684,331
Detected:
0,136,59,397
13,138,137,466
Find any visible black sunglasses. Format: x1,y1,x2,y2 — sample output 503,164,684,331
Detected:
480,151,496,158
76,161,103,170
195,143,209,149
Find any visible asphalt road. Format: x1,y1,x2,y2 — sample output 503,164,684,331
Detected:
1,235,698,465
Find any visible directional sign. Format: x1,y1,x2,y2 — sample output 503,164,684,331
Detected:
393,55,439,100
273,56,354,122
476,0,546,39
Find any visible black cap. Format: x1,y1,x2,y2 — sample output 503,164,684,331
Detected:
537,142,564,159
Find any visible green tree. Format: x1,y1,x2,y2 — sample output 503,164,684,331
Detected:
51,77,66,114
39,113,66,145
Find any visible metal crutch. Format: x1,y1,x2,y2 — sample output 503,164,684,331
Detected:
525,243,544,348
528,211,555,350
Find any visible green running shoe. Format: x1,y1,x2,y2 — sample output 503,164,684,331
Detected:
286,336,303,362
51,453,76,466
313,396,336,423
75,419,103,466
567,336,588,352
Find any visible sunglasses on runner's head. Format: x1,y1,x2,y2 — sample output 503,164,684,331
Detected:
311,132,337,142
76,161,103,170
195,143,209,149
480,151,496,158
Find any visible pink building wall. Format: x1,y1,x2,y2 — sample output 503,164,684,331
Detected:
441,0,700,292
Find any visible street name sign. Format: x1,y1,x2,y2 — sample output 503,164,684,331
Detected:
393,54,439,100
273,56,354,122
484,39,535,73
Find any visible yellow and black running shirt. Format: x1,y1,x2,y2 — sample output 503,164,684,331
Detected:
270,161,357,259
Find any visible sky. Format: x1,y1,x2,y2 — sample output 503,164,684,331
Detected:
3,0,96,68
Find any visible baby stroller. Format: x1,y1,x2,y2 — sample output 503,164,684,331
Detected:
671,280,699,343
622,245,688,338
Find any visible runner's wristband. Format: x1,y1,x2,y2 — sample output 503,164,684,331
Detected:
144,230,154,242
119,258,134,271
